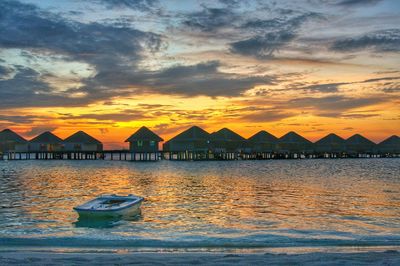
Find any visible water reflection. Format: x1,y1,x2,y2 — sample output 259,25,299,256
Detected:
74,211,142,229
0,159,399,247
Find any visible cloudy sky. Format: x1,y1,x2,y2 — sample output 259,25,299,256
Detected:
0,0,399,148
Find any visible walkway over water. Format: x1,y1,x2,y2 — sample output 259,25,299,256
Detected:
0,150,398,161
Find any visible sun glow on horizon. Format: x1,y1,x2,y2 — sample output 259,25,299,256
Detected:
0,0,399,148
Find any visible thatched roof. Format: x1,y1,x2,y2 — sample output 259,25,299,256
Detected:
248,130,277,143
346,134,375,145
63,131,101,144
166,126,209,142
378,135,400,152
278,131,311,143
315,133,345,145
379,135,399,145
30,131,62,143
210,128,245,141
125,126,163,142
0,129,27,143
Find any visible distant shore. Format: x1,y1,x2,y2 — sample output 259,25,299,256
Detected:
0,250,399,265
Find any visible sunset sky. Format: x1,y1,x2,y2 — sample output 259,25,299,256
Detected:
0,0,399,148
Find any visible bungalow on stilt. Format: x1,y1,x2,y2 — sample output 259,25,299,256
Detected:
345,134,376,157
314,133,346,158
247,130,278,159
378,135,400,157
125,126,163,161
63,131,103,159
0,129,28,159
29,131,63,159
277,131,313,158
163,126,210,160
209,128,246,160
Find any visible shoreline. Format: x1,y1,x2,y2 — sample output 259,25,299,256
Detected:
0,249,399,265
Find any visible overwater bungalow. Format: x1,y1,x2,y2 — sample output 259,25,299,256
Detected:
63,131,103,152
0,129,28,153
276,131,313,156
125,126,163,152
378,135,400,155
247,130,278,153
29,131,63,152
345,134,376,156
163,126,210,152
314,133,346,157
210,128,245,153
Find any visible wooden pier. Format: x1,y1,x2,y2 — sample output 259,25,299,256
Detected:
0,151,162,161
1,126,399,162
1,150,397,161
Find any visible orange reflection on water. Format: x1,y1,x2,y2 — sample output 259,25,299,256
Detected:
1,159,398,242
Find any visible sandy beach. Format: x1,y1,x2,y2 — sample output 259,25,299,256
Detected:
0,250,399,265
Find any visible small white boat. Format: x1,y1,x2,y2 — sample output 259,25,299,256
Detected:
74,194,144,217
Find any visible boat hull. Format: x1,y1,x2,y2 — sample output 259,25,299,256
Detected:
74,194,144,218
75,202,142,217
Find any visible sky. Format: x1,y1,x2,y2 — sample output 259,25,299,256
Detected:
0,0,399,148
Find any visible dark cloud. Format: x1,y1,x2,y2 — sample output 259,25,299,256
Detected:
296,82,347,93
241,110,295,122
288,95,386,114
25,126,57,137
308,0,383,7
241,18,285,31
137,103,173,109
0,66,65,108
58,109,149,122
230,13,322,58
182,7,237,32
382,87,400,93
85,60,276,97
341,113,380,119
142,61,276,97
240,12,321,33
331,29,400,52
0,0,159,57
218,0,242,8
374,70,400,75
284,77,400,95
335,0,383,6
0,65,12,78
0,65,115,109
72,113,148,122
0,0,161,108
0,114,39,124
361,76,400,83
89,0,159,11
230,31,296,58
0,1,276,107
313,111,380,119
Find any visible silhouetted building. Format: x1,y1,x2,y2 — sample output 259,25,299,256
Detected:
0,129,28,152
63,131,103,152
345,134,376,155
314,133,346,154
247,130,278,153
210,128,245,153
163,126,210,152
378,135,400,154
125,126,163,152
29,131,63,152
277,131,313,153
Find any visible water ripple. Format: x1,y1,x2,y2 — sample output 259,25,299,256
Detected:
0,159,399,249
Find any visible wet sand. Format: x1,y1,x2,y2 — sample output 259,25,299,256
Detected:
0,250,399,265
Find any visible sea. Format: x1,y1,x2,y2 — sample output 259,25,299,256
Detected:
0,159,399,252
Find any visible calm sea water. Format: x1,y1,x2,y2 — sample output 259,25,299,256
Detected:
0,159,399,251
